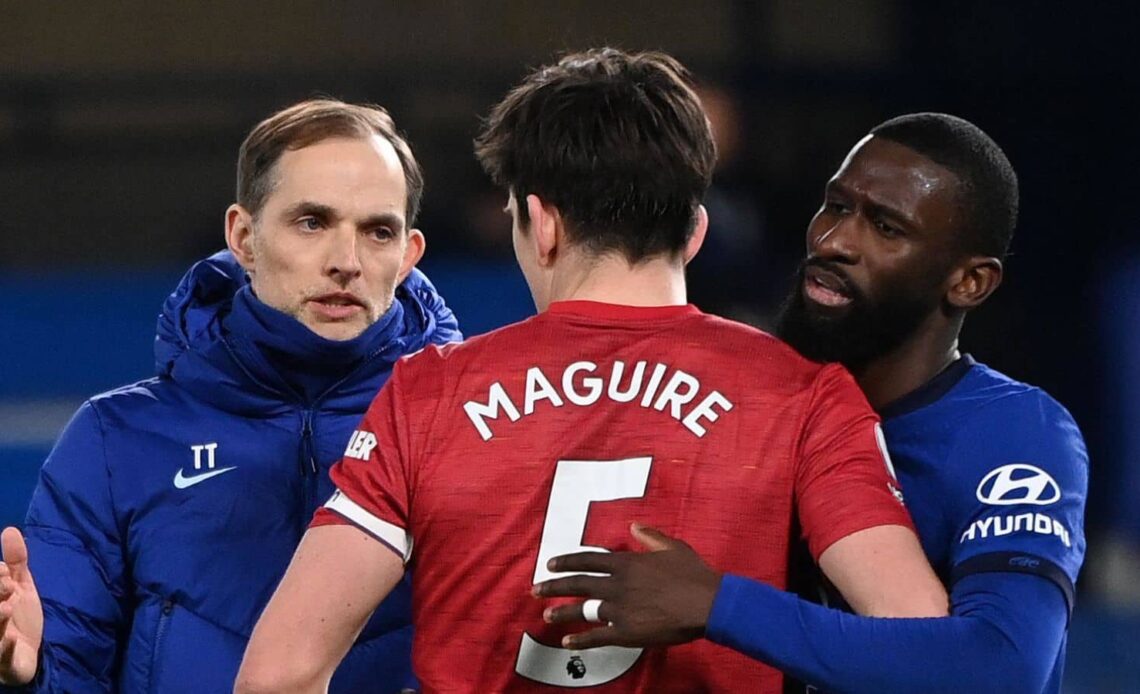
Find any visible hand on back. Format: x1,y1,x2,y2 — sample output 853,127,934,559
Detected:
533,523,722,649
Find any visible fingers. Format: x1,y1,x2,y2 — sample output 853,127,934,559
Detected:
0,530,27,574
533,574,613,600
546,551,618,575
562,624,621,650
630,522,681,552
0,575,13,622
542,600,615,626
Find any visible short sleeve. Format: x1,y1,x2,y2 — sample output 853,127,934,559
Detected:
796,364,915,560
312,357,419,562
947,391,1088,613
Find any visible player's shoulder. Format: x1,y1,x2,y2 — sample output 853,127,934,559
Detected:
940,362,1088,493
395,309,832,391
393,314,542,376
47,377,174,453
684,310,786,347
685,312,835,384
84,376,175,417
954,362,1083,444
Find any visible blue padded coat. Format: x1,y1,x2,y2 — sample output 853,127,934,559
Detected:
16,251,461,693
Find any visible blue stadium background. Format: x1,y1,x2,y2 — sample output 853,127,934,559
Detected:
2,1,1137,689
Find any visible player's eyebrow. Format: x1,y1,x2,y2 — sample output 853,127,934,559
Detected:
357,212,406,234
281,200,339,223
827,180,920,229
824,179,857,202
866,199,919,231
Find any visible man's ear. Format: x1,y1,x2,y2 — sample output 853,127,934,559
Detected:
946,256,1003,310
397,229,427,283
682,205,709,266
526,194,562,268
225,204,257,273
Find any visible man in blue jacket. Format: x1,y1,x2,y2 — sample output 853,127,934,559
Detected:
0,98,461,692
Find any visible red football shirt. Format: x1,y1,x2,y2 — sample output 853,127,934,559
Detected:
313,301,911,693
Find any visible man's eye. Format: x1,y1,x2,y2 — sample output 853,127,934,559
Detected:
299,217,322,231
371,226,395,240
875,220,902,237
825,201,849,214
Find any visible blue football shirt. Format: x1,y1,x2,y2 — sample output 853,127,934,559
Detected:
746,354,1089,693
877,354,1088,690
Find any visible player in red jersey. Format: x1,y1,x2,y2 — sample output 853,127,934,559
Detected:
237,48,948,694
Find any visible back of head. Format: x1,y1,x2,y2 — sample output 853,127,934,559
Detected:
869,112,1019,259
475,48,716,263
237,98,424,225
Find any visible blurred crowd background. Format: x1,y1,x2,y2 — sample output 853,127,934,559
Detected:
1,1,1137,689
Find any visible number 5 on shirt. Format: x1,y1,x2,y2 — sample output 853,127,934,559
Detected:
515,457,652,686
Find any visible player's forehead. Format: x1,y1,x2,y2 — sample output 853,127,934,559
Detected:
828,135,960,225
263,135,407,219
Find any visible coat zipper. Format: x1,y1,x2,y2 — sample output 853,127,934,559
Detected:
299,409,320,536
299,410,318,477
149,599,175,694
294,351,400,530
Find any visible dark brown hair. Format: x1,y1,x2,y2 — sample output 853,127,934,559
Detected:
237,98,424,224
475,48,716,262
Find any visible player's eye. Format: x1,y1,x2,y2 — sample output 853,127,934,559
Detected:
825,200,849,215
298,217,323,232
875,219,903,238
369,226,396,241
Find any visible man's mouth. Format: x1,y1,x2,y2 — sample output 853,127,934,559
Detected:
803,265,855,308
309,293,366,320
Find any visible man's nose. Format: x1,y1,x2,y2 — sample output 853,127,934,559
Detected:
326,225,363,281
810,216,861,263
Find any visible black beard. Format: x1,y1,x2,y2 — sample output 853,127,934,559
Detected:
775,261,934,370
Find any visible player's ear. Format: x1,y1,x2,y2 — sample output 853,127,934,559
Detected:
527,194,561,268
682,205,709,266
945,255,1003,310
397,228,426,283
225,204,258,273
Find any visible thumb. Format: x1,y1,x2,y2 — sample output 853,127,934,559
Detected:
0,528,29,575
630,522,681,552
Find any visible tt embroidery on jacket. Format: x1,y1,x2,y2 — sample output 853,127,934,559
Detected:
174,442,237,488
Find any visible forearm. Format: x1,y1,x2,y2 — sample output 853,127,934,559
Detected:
238,525,405,694
236,618,339,694
233,665,327,694
237,597,347,694
705,572,1065,694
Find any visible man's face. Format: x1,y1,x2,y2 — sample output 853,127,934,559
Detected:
777,135,963,368
229,135,425,341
